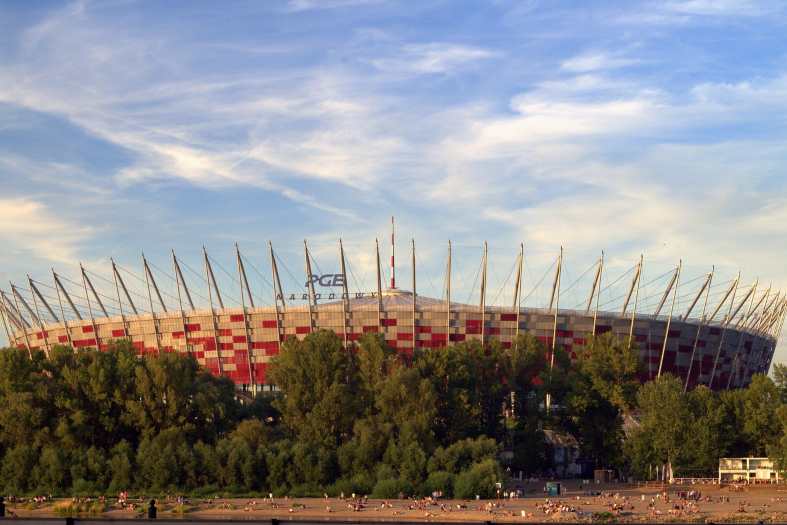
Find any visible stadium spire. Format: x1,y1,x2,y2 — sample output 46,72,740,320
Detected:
390,216,396,289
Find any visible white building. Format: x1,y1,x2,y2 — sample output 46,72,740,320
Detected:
719,457,780,483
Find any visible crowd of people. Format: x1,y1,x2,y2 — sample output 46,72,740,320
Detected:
4,482,787,522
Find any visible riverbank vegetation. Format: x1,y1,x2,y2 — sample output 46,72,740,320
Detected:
0,331,785,496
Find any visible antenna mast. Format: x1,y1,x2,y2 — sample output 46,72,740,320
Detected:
390,216,396,289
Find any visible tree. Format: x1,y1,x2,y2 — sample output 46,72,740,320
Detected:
453,459,504,499
136,427,194,491
34,446,67,493
772,363,787,403
108,440,135,492
741,374,781,455
624,374,690,479
1,444,37,493
684,386,729,476
268,331,360,447
126,351,237,442
414,343,486,442
428,437,500,475
575,333,641,412
562,334,641,469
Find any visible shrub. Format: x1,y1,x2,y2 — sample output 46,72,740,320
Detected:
372,477,407,499
453,459,503,499
425,470,454,498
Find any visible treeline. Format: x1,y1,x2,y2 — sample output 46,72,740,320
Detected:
0,332,786,496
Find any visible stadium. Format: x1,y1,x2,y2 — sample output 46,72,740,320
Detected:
1,222,784,394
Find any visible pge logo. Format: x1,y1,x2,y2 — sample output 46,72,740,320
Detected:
306,274,346,287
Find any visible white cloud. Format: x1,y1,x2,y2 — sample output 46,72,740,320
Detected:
663,0,776,16
561,52,638,72
371,43,496,74
0,198,93,265
0,4,408,218
287,0,384,12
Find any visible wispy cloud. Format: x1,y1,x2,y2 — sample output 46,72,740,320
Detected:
0,3,401,219
0,198,93,265
371,43,496,75
1,0,786,353
286,0,385,12
663,0,779,16
561,51,639,72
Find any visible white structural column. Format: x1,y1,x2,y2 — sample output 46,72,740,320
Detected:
764,298,786,336
683,270,713,322
12,283,40,326
112,259,138,315
80,264,101,352
708,272,740,388
2,292,26,333
546,247,562,413
339,239,350,348
236,244,256,394
654,267,679,318
172,253,195,311
446,241,452,341
0,297,13,348
412,239,417,349
621,256,643,318
587,254,603,313
303,240,316,330
202,248,223,311
513,243,524,340
742,284,770,329
52,270,74,349
142,254,162,354
143,255,168,313
29,277,58,323
111,259,130,342
390,216,396,289
684,268,713,392
81,265,108,317
708,277,738,324
729,280,757,325
203,249,223,375
171,251,190,354
479,242,488,347
53,271,81,321
627,255,644,347
202,250,224,376
550,247,563,368
657,260,682,378
760,294,784,334
742,289,777,382
591,252,604,336
9,282,31,356
1,291,26,351
375,239,383,330
236,245,255,309
726,280,759,389
27,275,51,357
269,242,285,355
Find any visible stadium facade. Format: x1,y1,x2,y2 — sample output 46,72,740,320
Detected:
1,223,784,394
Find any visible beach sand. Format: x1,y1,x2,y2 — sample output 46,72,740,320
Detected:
7,483,787,523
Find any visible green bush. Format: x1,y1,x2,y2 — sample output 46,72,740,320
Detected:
190,484,220,497
425,470,454,498
453,459,503,499
371,477,407,499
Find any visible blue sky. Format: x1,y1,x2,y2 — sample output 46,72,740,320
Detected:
1,0,786,362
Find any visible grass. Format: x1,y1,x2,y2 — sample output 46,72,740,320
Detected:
52,500,107,517
592,510,618,523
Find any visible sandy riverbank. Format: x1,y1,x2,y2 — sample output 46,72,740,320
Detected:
6,483,787,523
